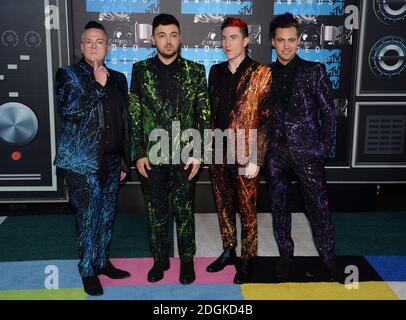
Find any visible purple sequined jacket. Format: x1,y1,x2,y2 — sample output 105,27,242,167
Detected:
269,56,336,162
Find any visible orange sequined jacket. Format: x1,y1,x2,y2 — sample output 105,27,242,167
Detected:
208,58,273,167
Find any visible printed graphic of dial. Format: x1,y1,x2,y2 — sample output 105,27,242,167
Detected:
295,15,318,24
374,0,406,24
25,31,41,48
369,36,406,79
0,102,39,146
2,30,18,47
300,26,321,49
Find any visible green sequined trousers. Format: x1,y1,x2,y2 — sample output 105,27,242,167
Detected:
140,164,196,263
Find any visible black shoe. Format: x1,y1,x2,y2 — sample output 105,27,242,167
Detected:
98,260,131,279
233,258,252,284
275,257,293,279
206,248,236,272
82,276,103,296
147,259,170,283
326,263,346,284
180,260,195,285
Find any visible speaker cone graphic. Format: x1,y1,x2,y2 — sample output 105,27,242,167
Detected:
369,36,406,79
0,102,39,146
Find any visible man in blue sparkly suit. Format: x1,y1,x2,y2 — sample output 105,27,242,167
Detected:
266,13,343,283
54,21,131,296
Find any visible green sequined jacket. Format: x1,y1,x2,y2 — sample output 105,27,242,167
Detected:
129,56,210,164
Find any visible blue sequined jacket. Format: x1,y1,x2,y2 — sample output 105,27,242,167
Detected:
54,58,130,174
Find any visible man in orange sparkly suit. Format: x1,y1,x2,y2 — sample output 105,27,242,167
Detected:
206,17,273,284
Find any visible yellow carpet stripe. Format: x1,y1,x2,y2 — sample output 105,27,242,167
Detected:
241,282,400,300
0,288,87,300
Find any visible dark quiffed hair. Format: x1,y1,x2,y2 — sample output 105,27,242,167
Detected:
269,13,299,38
152,13,180,34
84,20,107,36
221,17,249,38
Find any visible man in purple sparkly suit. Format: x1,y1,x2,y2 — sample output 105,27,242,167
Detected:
266,13,343,283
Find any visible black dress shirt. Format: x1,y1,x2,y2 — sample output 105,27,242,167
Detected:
272,55,298,111
154,54,181,119
272,55,298,142
215,56,252,131
103,73,124,154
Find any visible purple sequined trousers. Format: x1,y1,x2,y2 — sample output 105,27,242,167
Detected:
267,145,336,266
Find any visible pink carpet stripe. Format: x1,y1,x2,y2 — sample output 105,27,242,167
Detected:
99,257,237,287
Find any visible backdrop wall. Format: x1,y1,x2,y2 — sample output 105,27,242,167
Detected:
0,0,405,205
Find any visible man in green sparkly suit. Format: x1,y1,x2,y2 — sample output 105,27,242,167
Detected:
129,14,210,285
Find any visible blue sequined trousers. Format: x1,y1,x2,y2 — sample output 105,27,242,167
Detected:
64,154,121,277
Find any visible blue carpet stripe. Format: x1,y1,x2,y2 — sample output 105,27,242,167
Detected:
87,284,243,300
0,260,81,290
366,256,406,281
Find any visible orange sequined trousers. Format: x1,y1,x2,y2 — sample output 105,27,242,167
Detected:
210,164,259,259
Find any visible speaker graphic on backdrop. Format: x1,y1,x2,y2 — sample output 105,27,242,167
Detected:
352,0,406,169
0,0,68,201
356,0,406,96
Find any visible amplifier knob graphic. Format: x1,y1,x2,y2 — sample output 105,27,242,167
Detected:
300,26,321,48
374,0,406,24
295,15,318,24
369,36,406,79
1,30,18,47
25,31,41,48
0,102,39,146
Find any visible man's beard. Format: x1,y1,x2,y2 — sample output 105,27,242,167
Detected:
158,48,179,60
